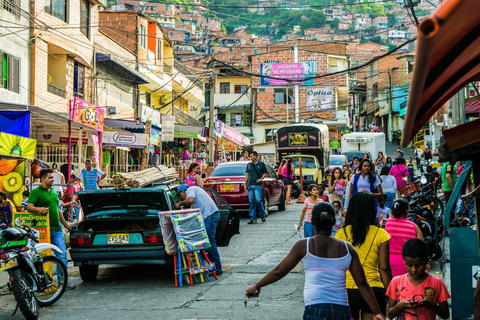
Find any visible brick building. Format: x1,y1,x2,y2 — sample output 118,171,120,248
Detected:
249,43,349,144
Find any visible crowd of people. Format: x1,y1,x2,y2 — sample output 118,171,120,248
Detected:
246,147,458,320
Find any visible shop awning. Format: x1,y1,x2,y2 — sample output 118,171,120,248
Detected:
104,119,145,133
401,0,480,147
174,124,202,135
96,52,149,84
465,98,480,114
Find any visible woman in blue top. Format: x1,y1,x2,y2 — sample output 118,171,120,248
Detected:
348,159,384,201
0,192,14,227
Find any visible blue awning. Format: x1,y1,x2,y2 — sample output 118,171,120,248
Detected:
0,111,30,137
96,52,149,84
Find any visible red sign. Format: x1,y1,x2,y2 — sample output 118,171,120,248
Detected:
59,137,88,144
70,97,105,131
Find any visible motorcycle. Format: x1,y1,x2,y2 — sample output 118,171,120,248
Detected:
407,176,444,260
392,130,401,145
0,222,68,320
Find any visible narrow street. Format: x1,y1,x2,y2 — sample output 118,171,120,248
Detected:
0,204,306,319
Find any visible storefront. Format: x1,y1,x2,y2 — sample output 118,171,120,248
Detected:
213,119,250,164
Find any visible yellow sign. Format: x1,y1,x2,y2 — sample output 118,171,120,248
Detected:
289,133,307,146
0,132,37,160
13,212,51,256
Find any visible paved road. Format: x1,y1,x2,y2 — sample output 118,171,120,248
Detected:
0,204,306,320
0,198,451,320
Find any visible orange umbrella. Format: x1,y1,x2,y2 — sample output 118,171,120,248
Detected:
402,0,480,148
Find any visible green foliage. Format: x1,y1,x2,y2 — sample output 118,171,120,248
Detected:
329,17,340,30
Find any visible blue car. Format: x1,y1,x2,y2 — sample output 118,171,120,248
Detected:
70,186,239,282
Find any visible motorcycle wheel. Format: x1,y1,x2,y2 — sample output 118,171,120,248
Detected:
11,269,39,320
36,255,68,307
431,197,444,217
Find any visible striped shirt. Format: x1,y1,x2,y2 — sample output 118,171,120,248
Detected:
385,217,417,255
303,198,319,223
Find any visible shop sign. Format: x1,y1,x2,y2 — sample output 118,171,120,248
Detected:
140,105,161,128
92,134,100,167
260,62,314,86
174,131,197,138
214,119,224,138
162,116,175,142
0,132,37,160
102,132,148,148
70,97,105,131
59,137,89,144
13,212,50,256
222,123,246,146
306,87,335,111
150,127,161,146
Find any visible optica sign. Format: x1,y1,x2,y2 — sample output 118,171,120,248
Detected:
102,132,147,148
70,97,105,131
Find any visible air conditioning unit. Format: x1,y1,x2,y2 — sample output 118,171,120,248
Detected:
346,137,367,143
107,107,116,115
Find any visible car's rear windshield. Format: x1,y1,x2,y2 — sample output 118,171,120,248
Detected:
342,152,368,162
291,157,316,169
329,157,345,165
210,163,248,177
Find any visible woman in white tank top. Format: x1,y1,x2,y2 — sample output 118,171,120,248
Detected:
246,202,385,320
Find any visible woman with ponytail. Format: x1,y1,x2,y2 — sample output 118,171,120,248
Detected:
385,199,423,277
247,202,385,320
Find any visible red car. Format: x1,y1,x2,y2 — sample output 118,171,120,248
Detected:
203,161,286,216
326,154,349,181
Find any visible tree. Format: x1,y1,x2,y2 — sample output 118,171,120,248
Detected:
329,18,340,30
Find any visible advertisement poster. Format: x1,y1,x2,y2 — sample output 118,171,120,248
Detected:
92,134,100,167
0,160,26,209
306,87,335,111
162,116,175,142
70,97,105,131
328,127,338,142
0,132,37,160
13,212,51,256
260,62,314,86
102,132,148,148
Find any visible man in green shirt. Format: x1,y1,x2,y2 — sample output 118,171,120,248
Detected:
331,139,340,155
441,161,457,205
27,168,75,290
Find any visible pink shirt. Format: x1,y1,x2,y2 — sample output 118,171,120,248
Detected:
385,217,417,277
303,198,319,223
386,274,451,320
390,164,409,189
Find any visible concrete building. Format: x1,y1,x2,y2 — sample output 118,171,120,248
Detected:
0,0,30,105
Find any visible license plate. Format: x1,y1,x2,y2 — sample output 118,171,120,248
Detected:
0,258,17,271
221,184,235,191
107,233,129,244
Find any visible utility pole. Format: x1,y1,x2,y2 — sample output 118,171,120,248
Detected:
141,120,152,170
208,70,216,167
294,45,299,123
285,87,289,124
388,68,393,142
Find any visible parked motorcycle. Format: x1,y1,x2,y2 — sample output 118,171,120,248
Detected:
392,130,402,145
0,222,67,320
407,176,443,260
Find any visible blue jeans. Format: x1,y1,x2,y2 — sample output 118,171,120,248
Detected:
384,192,395,210
248,185,265,221
204,212,222,272
304,222,315,238
50,231,69,283
303,303,351,320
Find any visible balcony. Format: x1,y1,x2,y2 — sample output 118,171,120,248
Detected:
48,84,66,98
173,106,203,127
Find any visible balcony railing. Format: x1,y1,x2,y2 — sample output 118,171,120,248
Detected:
327,66,346,73
48,84,66,98
173,106,203,127
163,63,172,74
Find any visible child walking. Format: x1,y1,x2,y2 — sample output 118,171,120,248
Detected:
331,200,344,235
387,238,450,320
407,157,416,183
376,194,391,227
297,184,320,238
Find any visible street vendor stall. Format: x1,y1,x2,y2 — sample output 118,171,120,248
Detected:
400,1,480,318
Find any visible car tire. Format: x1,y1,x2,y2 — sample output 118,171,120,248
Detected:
263,195,270,217
278,192,286,211
79,264,99,282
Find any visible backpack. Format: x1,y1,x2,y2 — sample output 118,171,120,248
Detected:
185,172,197,186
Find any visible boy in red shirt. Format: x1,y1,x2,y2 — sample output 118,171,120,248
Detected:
387,238,450,319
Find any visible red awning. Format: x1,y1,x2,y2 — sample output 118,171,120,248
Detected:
401,0,480,147
465,98,480,114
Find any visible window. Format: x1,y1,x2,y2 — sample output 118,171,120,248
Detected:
274,88,286,104
370,63,374,76
2,0,21,18
73,61,85,98
80,0,90,39
217,113,226,123
253,49,257,54
231,113,242,126
0,52,20,93
265,129,276,142
157,39,162,60
145,92,151,106
140,25,147,48
234,85,247,94
219,82,230,94
45,0,68,22
407,61,414,74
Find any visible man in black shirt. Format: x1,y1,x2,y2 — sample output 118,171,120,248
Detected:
423,146,433,164
245,151,268,224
